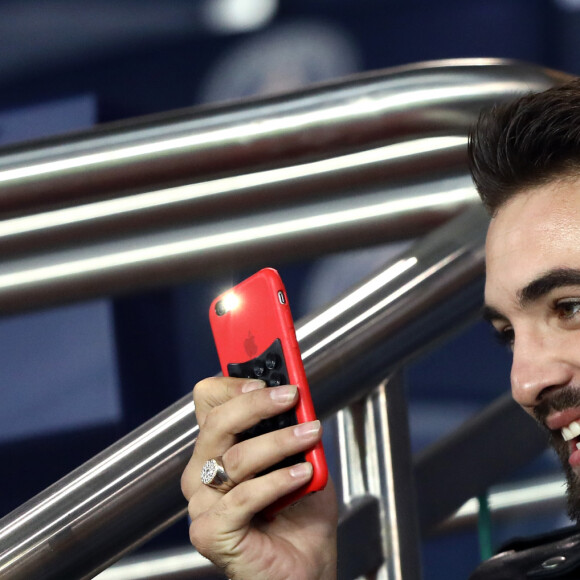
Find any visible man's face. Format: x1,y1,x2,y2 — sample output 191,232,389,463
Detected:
484,177,580,520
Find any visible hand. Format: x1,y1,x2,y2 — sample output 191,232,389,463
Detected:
181,377,338,580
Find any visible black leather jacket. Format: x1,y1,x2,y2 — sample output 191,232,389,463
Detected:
469,526,580,579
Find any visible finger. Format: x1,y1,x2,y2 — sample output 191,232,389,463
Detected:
193,376,265,427
182,384,299,499
189,462,314,525
193,384,299,462
222,420,322,484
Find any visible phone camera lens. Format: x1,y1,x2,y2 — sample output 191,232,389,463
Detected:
215,300,227,316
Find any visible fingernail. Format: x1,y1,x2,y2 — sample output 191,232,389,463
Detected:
293,420,321,438
289,462,313,479
270,384,298,403
242,380,265,393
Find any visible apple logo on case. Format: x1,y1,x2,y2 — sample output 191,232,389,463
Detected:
244,331,258,358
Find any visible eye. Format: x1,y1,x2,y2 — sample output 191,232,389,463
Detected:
555,299,580,320
493,326,514,349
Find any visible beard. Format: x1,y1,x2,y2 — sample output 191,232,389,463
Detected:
534,388,580,522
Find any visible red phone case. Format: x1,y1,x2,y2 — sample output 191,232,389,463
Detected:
209,268,328,515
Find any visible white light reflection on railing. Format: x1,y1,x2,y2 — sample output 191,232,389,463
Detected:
296,257,418,342
0,137,466,239
0,81,517,184
452,476,567,522
0,187,475,291
0,401,197,559
300,250,463,361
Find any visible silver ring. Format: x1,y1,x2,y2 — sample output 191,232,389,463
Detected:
201,457,236,492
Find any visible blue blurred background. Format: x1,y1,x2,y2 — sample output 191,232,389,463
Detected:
1,1,579,577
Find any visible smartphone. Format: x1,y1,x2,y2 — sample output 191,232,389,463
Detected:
209,267,328,515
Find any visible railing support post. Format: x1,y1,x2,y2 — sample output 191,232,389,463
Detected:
336,372,421,580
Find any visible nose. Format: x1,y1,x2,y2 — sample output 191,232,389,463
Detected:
510,329,573,412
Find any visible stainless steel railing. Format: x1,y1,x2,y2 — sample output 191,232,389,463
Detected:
0,57,565,218
0,59,571,579
0,59,567,313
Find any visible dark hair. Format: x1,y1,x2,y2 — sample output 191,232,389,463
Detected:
467,77,580,216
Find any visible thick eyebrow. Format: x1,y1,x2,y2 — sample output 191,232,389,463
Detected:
482,267,580,325
518,268,580,307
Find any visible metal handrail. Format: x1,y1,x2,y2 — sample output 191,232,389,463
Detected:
0,167,476,312
441,473,567,533
0,60,571,579
0,137,469,256
0,59,567,313
0,58,567,217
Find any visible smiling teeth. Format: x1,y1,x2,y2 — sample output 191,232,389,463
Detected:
562,420,580,441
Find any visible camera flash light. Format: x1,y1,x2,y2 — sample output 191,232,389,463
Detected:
222,292,240,313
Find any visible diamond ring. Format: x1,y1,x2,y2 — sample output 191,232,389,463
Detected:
201,457,236,492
